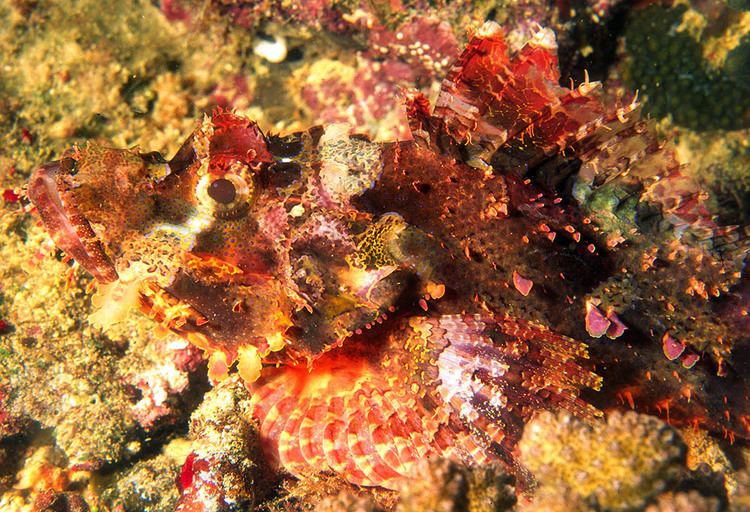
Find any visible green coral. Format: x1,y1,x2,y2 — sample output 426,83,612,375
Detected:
706,137,750,224
624,4,750,131
520,411,687,511
726,0,750,11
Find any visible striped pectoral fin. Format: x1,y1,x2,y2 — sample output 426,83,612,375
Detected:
298,402,328,469
249,372,301,465
277,394,313,476
246,353,438,488
366,389,417,477
409,314,601,479
343,391,406,488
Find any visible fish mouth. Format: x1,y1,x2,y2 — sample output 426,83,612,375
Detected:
28,158,119,283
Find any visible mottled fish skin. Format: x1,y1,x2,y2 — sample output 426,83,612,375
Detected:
28,20,750,491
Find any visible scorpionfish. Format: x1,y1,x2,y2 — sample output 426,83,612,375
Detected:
29,22,750,491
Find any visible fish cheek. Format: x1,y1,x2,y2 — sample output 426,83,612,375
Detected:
164,271,291,379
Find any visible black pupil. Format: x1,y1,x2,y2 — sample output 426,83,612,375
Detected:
208,178,237,204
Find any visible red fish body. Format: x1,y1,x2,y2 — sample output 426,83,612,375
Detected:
28,21,750,495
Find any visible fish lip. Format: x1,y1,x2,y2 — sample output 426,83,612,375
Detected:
28,158,119,283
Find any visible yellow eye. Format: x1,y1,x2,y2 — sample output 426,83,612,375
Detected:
197,169,253,219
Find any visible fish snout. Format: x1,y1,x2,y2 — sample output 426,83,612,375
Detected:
28,158,119,283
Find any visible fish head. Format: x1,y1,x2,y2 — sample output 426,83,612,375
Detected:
29,110,421,383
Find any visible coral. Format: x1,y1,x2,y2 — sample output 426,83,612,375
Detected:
0,386,26,440
125,336,205,432
0,0,266,182
395,459,515,512
0,195,205,470
269,459,511,512
519,411,687,510
368,16,460,80
680,428,733,478
0,208,137,467
266,474,390,512
0,444,72,511
175,376,262,511
624,3,750,131
730,465,750,510
645,491,721,512
672,129,750,226
314,492,384,512
101,449,184,512
291,57,414,140
32,490,90,512
727,0,750,10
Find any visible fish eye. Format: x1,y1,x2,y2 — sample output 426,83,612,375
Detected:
197,169,253,219
208,178,237,204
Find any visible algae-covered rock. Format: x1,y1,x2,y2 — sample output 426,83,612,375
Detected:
175,376,261,511
264,473,391,512
0,202,205,468
520,411,687,511
264,458,514,512
0,208,137,467
645,491,721,512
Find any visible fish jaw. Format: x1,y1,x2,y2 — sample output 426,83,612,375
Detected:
28,157,118,283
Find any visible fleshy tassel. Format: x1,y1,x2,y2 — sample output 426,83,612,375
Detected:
89,278,143,331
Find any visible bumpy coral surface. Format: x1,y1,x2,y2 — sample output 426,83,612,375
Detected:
519,411,687,510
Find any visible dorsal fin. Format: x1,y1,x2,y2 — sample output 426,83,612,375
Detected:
410,21,612,171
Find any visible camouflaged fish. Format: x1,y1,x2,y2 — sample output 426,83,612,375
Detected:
28,22,750,491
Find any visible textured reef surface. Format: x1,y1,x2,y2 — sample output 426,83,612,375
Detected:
2,0,750,511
